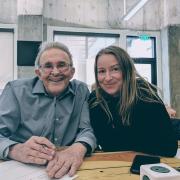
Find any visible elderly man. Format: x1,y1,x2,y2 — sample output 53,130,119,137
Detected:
0,41,96,178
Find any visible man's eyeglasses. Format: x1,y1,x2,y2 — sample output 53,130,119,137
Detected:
39,61,72,73
97,65,121,78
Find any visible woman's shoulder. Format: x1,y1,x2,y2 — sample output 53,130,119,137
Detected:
88,90,97,103
136,78,156,91
136,78,160,99
89,90,96,99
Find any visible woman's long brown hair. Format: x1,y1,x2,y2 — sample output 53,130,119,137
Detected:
90,46,162,126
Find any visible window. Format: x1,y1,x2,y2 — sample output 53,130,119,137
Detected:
17,41,41,66
0,27,17,93
127,36,156,84
54,32,119,89
47,27,161,90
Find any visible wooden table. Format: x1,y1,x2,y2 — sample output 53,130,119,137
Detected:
77,151,180,180
0,142,180,179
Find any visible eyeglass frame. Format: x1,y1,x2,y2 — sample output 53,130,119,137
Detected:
38,61,73,74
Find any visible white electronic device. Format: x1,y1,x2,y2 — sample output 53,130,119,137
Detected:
140,163,180,180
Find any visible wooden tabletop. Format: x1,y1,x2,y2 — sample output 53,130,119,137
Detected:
0,143,180,180
85,151,138,162
76,151,180,180
1,151,179,180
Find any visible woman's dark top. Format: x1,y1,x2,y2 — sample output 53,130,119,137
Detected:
89,86,178,157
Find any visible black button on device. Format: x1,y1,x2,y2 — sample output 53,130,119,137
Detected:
150,166,170,173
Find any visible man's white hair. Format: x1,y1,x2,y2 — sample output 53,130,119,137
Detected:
34,41,73,69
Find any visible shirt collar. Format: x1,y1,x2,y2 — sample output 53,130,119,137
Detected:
57,82,75,100
32,78,46,94
32,78,75,97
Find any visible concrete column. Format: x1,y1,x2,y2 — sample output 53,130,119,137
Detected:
168,25,180,117
17,0,43,78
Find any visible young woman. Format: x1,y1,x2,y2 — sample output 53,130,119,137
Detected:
89,46,177,157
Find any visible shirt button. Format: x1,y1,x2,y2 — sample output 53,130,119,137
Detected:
54,138,58,141
55,118,59,121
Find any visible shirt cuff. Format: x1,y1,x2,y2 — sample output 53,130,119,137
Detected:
75,141,92,156
0,140,18,160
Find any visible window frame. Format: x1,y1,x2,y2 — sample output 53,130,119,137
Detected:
127,35,157,84
121,30,162,95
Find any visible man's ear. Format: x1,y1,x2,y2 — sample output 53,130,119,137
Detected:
70,67,75,79
35,69,42,80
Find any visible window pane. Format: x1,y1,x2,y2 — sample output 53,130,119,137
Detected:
127,36,154,58
135,64,152,83
87,37,117,58
86,37,118,87
55,35,86,82
54,34,118,89
0,32,14,93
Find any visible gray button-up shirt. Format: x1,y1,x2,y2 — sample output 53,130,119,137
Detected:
0,77,96,159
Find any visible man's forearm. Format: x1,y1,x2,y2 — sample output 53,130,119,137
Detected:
0,135,18,160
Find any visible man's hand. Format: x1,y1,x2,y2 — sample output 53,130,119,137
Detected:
46,143,87,179
8,136,56,165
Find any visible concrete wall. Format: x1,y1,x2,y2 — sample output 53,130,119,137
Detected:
44,0,108,28
168,25,180,116
109,0,163,30
1,0,179,37
163,0,180,27
42,0,178,30
43,0,163,30
0,0,17,24
161,26,180,117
